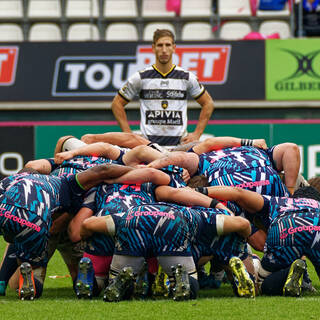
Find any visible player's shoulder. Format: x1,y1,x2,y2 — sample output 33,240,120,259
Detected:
138,65,154,76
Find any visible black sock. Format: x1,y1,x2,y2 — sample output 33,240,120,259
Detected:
189,276,199,299
34,277,43,298
147,272,156,297
0,244,18,285
92,277,100,297
261,267,290,296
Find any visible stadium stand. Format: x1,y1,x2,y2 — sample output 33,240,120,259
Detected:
29,23,62,41
181,22,213,40
0,0,297,41
259,20,291,38
0,0,23,20
105,22,139,41
219,21,252,40
104,0,138,19
0,23,24,41
67,23,100,41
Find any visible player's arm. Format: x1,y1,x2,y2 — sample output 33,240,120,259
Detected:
24,159,52,174
155,185,231,213
81,132,150,148
111,94,131,133
196,186,265,213
50,212,72,235
218,215,251,239
76,164,170,190
80,216,115,239
54,142,121,164
122,145,163,166
247,229,267,252
192,137,268,154
68,207,94,242
181,90,214,144
147,151,199,177
104,167,171,186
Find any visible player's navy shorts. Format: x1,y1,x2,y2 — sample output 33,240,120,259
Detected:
112,205,192,258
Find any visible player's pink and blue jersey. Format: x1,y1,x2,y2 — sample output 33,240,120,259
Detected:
252,195,320,231
50,155,113,177
0,172,84,266
261,197,320,275
189,206,248,265
83,182,157,256
198,146,288,197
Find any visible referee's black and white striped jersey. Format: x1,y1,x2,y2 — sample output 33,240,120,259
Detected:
118,64,205,146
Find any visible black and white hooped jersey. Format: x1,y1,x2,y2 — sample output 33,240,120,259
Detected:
118,64,205,146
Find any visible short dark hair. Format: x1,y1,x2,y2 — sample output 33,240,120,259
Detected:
153,29,175,44
292,186,320,202
187,175,209,188
308,176,320,193
18,167,40,174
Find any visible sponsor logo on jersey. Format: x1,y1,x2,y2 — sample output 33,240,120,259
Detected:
161,100,168,109
145,110,182,126
0,47,19,86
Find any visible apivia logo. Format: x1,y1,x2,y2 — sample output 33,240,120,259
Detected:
275,49,320,91
0,47,19,86
52,45,231,97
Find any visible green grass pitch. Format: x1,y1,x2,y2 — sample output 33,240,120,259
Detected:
1,238,320,320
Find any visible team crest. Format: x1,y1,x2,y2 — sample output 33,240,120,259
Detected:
161,100,168,109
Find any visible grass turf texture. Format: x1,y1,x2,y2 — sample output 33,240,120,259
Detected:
1,238,320,320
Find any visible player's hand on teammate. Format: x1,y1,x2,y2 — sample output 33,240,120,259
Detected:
181,132,201,145
182,169,190,183
253,139,267,150
55,151,74,164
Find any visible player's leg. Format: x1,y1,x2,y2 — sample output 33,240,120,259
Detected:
103,254,143,302
271,143,301,195
157,255,199,301
0,243,19,295
81,132,150,149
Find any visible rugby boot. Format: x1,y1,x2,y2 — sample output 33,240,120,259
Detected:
151,265,169,299
229,257,255,298
75,257,94,299
103,267,134,302
302,268,317,293
283,259,306,297
19,262,36,301
133,262,149,300
171,264,190,301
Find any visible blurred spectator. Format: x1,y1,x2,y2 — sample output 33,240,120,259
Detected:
259,0,288,10
295,0,320,36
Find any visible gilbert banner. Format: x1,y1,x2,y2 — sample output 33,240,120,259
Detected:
266,39,320,100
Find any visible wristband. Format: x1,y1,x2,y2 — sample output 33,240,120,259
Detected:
241,139,253,146
194,187,208,195
210,199,219,208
